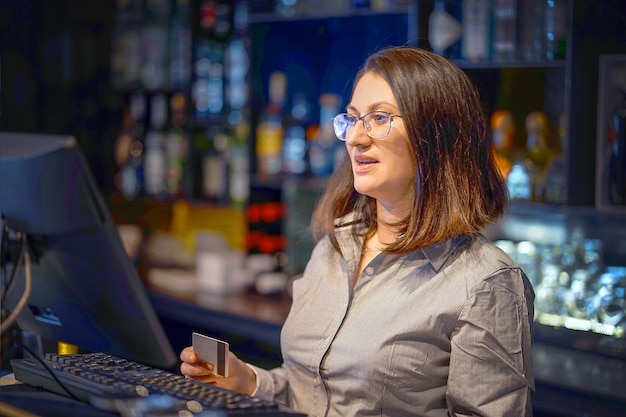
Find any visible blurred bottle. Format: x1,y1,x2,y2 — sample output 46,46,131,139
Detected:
256,71,286,176
192,1,230,124
524,111,553,202
544,0,567,60
144,93,168,199
117,92,146,200
282,92,311,176
607,88,626,205
111,0,143,90
141,0,171,91
428,0,462,59
202,130,229,202
491,0,518,62
462,0,490,62
114,106,137,198
224,0,250,126
228,119,250,206
518,0,545,61
165,93,191,198
490,109,516,179
170,0,192,90
309,94,343,177
544,113,568,203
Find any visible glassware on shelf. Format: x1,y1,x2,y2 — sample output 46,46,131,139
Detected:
563,268,596,320
592,266,626,328
516,240,539,286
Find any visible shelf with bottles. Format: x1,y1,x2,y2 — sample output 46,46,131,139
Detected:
427,0,568,65
109,0,253,208
424,0,573,205
248,0,415,23
483,201,626,359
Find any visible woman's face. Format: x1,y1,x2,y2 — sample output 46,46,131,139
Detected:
345,71,415,211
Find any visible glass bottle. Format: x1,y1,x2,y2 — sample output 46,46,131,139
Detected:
141,0,171,91
256,71,286,177
524,111,553,202
544,113,568,203
608,88,626,205
165,93,191,198
282,92,311,176
490,109,516,179
544,0,567,60
461,0,490,63
169,0,192,91
518,0,545,61
428,0,462,59
492,0,518,62
309,94,342,177
144,93,168,199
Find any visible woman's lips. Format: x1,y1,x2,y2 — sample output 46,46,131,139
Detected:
353,155,379,173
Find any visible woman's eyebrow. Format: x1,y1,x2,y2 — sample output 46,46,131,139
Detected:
346,101,397,114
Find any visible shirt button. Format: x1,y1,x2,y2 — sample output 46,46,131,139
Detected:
365,266,374,275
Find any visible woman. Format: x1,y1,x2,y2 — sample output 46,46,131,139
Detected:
181,46,535,417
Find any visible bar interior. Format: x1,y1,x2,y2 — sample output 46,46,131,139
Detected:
1,1,625,416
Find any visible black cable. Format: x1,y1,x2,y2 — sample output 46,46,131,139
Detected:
19,342,82,402
1,234,25,305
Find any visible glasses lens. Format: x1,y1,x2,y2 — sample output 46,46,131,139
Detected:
333,113,350,140
365,112,392,139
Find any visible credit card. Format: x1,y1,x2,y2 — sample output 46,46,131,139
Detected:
192,332,229,377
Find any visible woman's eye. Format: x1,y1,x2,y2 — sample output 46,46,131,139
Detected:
372,113,389,124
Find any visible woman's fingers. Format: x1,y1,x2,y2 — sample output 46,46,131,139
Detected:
180,346,215,378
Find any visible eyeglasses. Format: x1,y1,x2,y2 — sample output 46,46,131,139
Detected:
332,111,403,141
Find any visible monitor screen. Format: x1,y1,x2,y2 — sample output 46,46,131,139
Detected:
0,131,177,369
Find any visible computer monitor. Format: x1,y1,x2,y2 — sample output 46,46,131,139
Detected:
0,131,177,370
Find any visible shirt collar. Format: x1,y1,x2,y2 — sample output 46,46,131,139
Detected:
333,212,470,272
421,234,470,272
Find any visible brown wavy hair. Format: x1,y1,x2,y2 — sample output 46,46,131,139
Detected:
310,46,508,253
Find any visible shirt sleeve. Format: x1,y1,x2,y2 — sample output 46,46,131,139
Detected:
246,363,292,406
446,267,535,417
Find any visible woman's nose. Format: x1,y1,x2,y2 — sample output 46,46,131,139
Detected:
344,121,372,147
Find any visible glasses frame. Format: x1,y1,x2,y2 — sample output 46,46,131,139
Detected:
332,111,403,141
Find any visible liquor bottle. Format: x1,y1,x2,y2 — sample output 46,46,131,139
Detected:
228,117,250,206
165,93,191,198
607,88,626,205
192,0,230,124
428,0,462,59
169,0,192,91
544,113,568,203
256,71,286,177
492,0,518,62
490,109,516,179
111,0,143,90
524,111,553,202
282,92,311,176
114,106,136,197
544,0,567,60
309,94,342,177
518,0,545,61
506,158,532,201
121,92,147,199
201,130,229,202
144,93,168,199
224,0,250,126
141,0,171,91
462,0,491,63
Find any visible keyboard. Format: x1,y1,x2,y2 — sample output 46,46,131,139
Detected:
11,352,307,416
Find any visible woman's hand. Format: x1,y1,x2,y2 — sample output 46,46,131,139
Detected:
179,346,257,395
